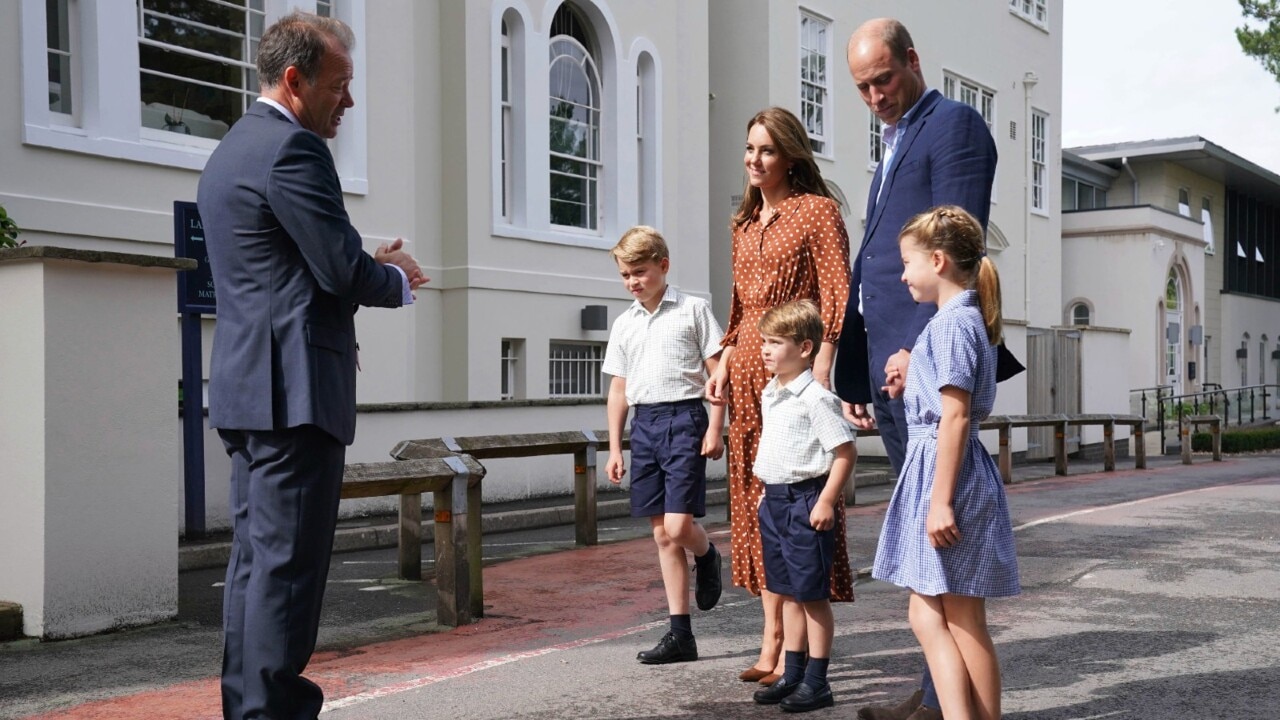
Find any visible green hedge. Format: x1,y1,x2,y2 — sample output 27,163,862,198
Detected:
1191,426,1280,453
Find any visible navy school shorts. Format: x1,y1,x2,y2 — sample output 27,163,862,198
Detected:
628,399,708,518
759,475,834,601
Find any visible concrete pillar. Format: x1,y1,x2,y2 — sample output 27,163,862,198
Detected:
0,247,194,639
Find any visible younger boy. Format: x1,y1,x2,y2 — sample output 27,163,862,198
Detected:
602,226,727,665
750,300,856,712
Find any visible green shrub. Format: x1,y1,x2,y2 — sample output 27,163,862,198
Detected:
1191,426,1280,453
0,206,20,249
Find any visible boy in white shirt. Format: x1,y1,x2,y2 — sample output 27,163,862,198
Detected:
603,226,727,665
751,300,856,712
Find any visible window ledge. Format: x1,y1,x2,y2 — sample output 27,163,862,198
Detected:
1031,207,1051,218
493,222,611,249
23,123,369,195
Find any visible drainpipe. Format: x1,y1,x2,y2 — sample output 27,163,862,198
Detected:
1022,71,1038,324
1122,156,1139,205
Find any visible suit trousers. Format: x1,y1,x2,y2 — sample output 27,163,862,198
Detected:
869,363,910,478
219,425,346,720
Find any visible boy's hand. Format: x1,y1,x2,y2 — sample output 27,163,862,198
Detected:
700,429,724,460
605,452,626,485
809,498,836,531
927,502,961,548
705,369,728,405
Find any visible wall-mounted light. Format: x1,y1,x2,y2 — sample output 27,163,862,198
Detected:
581,305,608,331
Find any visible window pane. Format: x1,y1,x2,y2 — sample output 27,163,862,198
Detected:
1062,178,1076,210
46,0,73,114
139,0,264,141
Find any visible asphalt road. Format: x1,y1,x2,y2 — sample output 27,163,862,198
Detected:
2,453,1277,719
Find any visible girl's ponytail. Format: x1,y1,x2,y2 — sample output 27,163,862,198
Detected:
976,256,1003,345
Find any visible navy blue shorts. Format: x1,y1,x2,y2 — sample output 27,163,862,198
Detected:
759,476,834,601
628,399,708,518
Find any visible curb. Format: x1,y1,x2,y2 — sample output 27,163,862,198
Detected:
179,472,895,572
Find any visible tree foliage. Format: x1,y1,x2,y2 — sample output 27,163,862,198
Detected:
1237,0,1280,87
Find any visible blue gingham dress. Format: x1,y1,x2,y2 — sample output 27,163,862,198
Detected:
871,291,1020,597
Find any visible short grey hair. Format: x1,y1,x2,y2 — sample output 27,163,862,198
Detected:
256,10,355,88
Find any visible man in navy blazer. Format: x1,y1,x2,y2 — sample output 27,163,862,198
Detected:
834,18,997,720
198,11,425,720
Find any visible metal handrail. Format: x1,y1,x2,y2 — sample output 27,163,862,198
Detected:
1151,384,1278,452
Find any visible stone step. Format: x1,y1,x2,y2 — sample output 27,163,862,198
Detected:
0,601,22,642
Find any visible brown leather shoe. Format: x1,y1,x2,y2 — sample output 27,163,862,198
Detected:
739,667,772,682
904,705,942,720
757,672,781,685
856,689,925,720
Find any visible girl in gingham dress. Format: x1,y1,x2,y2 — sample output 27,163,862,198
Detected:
872,206,1019,720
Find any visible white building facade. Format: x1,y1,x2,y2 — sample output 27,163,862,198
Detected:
2,0,1069,533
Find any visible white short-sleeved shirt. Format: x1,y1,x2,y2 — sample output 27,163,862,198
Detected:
754,369,856,484
601,286,724,405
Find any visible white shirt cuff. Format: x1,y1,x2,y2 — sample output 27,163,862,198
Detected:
388,264,414,305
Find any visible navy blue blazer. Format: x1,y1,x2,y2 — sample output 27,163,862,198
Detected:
198,103,404,446
834,90,997,405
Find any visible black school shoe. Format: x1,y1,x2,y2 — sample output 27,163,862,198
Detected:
753,675,801,705
780,683,835,713
637,630,698,664
694,545,723,611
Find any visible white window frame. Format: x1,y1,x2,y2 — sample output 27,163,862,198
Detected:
45,0,80,127
1031,109,1048,214
1009,0,1048,30
491,2,648,251
798,9,832,157
548,34,603,233
19,0,369,193
942,72,996,133
635,50,659,228
501,338,525,400
548,341,607,398
1202,196,1215,255
868,114,884,170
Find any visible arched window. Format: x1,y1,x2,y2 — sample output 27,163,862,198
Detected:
1165,270,1182,312
548,4,602,231
1071,302,1090,326
635,50,656,227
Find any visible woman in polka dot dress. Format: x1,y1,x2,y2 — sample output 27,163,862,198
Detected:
706,107,853,682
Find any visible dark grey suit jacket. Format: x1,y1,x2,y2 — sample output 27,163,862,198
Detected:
198,102,404,446
834,90,998,405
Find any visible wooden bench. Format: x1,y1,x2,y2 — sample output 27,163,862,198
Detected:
1182,414,1223,463
856,413,1147,484
392,429,626,547
341,454,485,627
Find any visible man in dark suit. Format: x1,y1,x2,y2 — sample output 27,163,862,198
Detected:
834,18,998,720
198,11,425,720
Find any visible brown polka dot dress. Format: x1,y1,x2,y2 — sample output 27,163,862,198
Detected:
722,191,854,601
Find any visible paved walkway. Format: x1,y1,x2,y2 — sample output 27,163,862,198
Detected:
1,452,1277,719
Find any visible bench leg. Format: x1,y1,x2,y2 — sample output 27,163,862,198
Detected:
999,425,1012,484
1135,426,1147,469
1054,421,1068,476
432,479,472,627
1181,424,1192,465
1103,420,1115,472
468,480,484,620
398,493,422,581
574,446,598,546
1212,421,1222,461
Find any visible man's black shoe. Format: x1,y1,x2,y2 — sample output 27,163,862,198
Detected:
694,545,722,611
637,630,698,664
780,682,834,713
753,675,801,705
